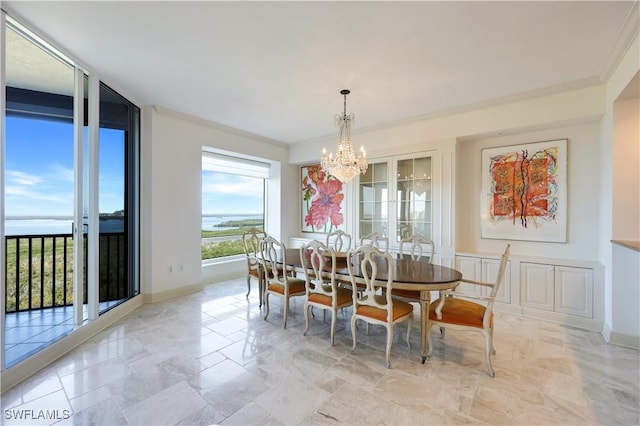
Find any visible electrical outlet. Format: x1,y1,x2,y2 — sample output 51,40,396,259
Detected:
169,265,173,273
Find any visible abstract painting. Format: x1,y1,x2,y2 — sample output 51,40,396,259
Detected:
301,164,345,233
481,139,567,242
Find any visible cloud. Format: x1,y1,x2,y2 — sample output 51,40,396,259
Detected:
202,173,263,197
51,164,74,182
6,170,42,186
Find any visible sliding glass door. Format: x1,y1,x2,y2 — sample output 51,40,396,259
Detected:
1,15,140,370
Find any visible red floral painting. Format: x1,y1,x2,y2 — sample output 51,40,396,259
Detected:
301,165,345,233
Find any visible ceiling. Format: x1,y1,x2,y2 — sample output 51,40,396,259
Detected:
3,1,637,144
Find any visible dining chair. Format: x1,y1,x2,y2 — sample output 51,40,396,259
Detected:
260,236,306,329
299,240,353,345
359,232,389,253
392,234,435,316
347,245,413,368
325,230,352,253
427,244,510,377
241,227,267,306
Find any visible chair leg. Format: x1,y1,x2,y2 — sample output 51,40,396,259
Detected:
350,315,357,352
263,292,270,320
490,328,496,355
484,330,495,377
426,321,433,360
330,309,337,346
246,275,251,298
405,316,412,349
385,324,393,368
303,303,311,336
283,296,289,329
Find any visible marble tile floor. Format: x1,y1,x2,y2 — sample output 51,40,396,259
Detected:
1,277,638,425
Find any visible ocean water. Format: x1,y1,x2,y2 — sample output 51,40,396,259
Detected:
4,214,262,236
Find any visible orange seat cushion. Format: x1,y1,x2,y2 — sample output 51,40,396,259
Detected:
267,278,306,295
428,297,492,328
308,287,352,307
248,267,262,279
356,297,413,322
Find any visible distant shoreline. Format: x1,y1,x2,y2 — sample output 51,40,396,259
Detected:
6,216,73,220
8,214,262,220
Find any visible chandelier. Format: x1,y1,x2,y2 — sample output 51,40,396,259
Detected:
321,89,368,183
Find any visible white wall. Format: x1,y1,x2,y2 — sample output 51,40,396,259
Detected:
612,96,640,241
604,27,640,344
142,107,296,298
456,122,601,261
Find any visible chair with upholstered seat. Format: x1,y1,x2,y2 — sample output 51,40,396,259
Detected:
300,240,353,345
359,232,389,252
347,245,413,368
325,230,352,253
261,236,307,328
391,234,435,311
241,227,267,306
427,244,510,377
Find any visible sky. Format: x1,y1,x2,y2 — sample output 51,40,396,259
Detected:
5,115,263,218
201,171,264,215
5,116,124,217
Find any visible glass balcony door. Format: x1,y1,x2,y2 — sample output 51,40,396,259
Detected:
2,19,86,368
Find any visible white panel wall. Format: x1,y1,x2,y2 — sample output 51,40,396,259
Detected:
456,122,602,261
142,107,296,297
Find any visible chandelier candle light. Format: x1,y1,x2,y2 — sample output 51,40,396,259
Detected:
321,89,368,183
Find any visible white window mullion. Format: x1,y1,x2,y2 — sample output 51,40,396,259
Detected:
87,75,99,320
72,68,85,326
1,10,7,371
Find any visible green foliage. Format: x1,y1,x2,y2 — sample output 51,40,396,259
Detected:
202,239,245,259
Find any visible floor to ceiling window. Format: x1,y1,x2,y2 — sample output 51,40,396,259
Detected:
201,150,268,261
1,14,140,370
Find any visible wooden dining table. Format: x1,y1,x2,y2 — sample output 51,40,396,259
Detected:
277,248,463,363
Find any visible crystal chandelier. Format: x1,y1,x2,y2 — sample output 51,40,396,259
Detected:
321,89,368,183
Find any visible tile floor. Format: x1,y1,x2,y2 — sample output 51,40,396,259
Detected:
1,277,639,425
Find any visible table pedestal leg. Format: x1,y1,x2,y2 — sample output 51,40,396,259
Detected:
420,290,431,364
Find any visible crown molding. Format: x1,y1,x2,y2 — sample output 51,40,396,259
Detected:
152,105,289,149
599,1,640,83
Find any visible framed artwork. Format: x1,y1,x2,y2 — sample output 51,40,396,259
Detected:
481,139,568,242
301,164,345,233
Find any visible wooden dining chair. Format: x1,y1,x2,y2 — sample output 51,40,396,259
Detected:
325,230,352,253
359,232,389,253
392,234,435,318
241,227,267,306
427,244,510,377
260,236,306,329
347,245,413,368
299,240,353,345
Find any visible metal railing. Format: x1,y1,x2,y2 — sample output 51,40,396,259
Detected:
4,232,127,313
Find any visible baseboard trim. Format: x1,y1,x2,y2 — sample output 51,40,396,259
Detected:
1,295,143,394
608,331,640,349
142,281,205,304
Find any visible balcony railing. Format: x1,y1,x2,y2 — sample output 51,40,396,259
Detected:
4,232,128,313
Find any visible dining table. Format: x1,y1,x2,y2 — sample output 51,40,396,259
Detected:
277,248,463,363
